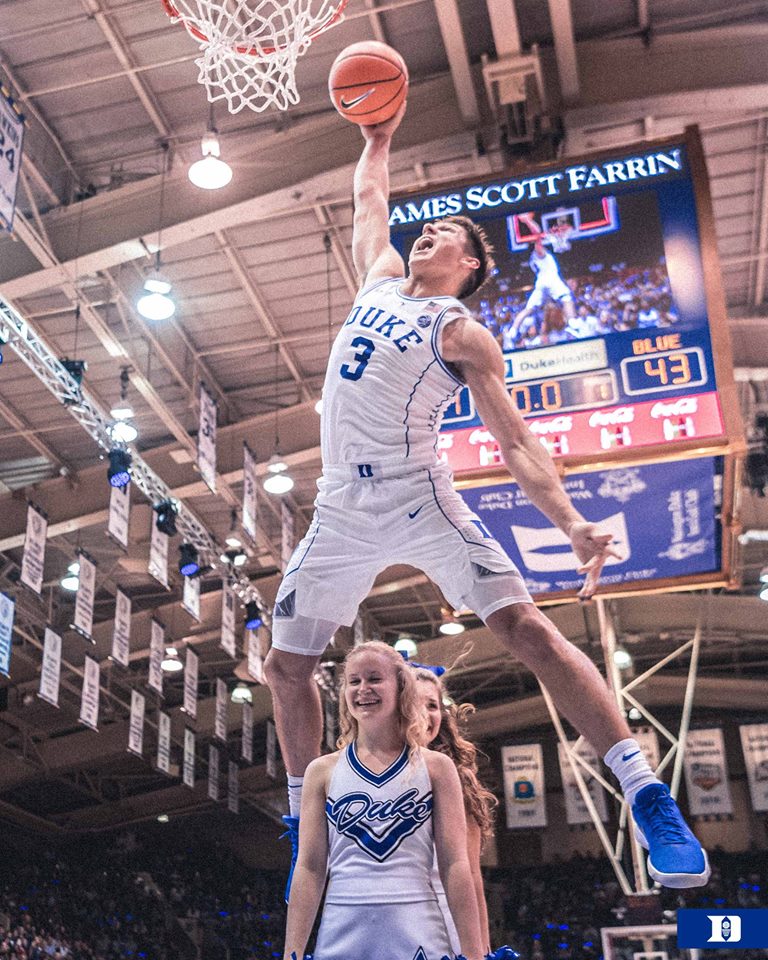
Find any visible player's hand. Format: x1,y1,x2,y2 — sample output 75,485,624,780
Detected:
567,521,622,601
360,101,407,141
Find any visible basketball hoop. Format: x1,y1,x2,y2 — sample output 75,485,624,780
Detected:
161,0,349,114
545,224,573,253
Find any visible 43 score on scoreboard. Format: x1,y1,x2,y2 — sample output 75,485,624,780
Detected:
388,129,733,473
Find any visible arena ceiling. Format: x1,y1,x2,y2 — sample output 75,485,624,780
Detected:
0,0,767,832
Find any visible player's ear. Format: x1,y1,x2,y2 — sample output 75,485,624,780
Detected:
459,254,480,272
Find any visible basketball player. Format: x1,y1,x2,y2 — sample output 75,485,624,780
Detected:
509,219,576,342
265,103,710,900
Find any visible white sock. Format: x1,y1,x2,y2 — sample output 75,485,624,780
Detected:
287,775,304,818
604,738,660,806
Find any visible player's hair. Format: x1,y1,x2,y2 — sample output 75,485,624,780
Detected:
414,668,497,842
338,642,425,761
444,215,495,300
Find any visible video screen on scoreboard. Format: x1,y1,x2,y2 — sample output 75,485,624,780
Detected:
388,134,727,465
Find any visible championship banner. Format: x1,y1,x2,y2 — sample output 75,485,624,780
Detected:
220,583,236,658
266,719,277,779
128,689,145,756
683,728,733,817
38,627,62,707
20,503,47,595
557,740,608,825
502,743,547,828
241,702,253,763
0,592,15,678
148,522,169,588
78,655,100,731
148,620,164,696
214,677,227,742
208,744,220,801
183,727,195,788
157,711,171,774
242,443,257,541
182,573,200,621
107,481,130,549
197,382,217,493
281,501,294,571
247,629,263,683
632,725,661,771
739,724,768,813
183,648,198,719
111,589,131,668
228,760,239,814
72,552,96,641
0,89,25,233
353,615,364,647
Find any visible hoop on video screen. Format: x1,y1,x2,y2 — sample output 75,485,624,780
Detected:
160,0,349,114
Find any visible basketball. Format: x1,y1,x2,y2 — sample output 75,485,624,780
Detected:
329,41,408,126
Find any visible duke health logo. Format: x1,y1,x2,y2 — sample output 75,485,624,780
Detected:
678,909,768,949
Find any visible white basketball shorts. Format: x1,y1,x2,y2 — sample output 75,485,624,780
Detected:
271,462,531,657
525,277,572,309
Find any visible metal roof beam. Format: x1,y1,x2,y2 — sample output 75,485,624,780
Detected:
433,0,481,126
546,0,580,105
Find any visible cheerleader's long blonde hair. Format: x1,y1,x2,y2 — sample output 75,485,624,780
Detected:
337,642,426,761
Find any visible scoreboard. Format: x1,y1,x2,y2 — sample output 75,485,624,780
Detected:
389,127,744,598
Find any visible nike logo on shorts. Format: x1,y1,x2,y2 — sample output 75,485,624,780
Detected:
622,750,641,761
340,89,375,110
408,506,424,520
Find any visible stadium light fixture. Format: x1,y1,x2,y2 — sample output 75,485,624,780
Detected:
231,682,252,704
438,610,465,636
154,499,178,537
188,130,233,190
245,600,262,631
178,542,200,577
61,561,80,592
161,646,184,673
393,636,418,659
107,448,132,488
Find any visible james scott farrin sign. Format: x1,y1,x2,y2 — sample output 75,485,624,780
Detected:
677,909,768,949
459,456,721,597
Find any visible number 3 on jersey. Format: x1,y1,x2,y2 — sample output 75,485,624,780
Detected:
340,336,375,381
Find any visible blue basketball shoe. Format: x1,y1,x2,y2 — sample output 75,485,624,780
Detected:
632,783,710,888
281,814,300,903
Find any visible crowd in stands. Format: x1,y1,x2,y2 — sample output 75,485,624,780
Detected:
475,259,679,351
1,829,766,960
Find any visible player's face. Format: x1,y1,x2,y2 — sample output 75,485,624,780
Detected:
417,681,442,743
409,220,472,273
344,652,399,721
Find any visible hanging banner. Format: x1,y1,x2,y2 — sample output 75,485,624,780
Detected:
183,727,195,788
325,696,337,752
353,615,364,647
632,725,661,771
183,648,198,719
78,655,100,731
242,443,258,541
228,761,239,814
198,382,217,493
20,503,47,595
266,719,277,779
208,744,220,800
38,627,62,707
148,620,164,696
107,481,130,549
73,552,96,641
242,701,253,763
247,629,263,683
502,743,547,829
215,677,228,742
157,711,171,774
221,583,237,658
0,592,15,678
0,90,24,232
557,740,609,825
128,689,145,756
683,728,733,816
111,589,131,668
183,574,200,621
739,724,768,813
148,522,169,589
281,501,295,572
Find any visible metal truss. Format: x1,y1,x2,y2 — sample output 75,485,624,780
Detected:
0,295,264,611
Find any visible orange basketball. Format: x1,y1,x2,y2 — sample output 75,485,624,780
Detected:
329,41,408,126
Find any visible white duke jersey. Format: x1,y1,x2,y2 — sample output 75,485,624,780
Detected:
324,742,436,905
529,250,562,286
321,277,468,470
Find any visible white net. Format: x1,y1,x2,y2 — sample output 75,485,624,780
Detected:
166,0,347,114
546,224,573,253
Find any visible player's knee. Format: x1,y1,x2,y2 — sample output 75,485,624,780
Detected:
490,603,565,665
264,647,317,690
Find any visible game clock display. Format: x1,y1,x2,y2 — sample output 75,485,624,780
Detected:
389,129,734,472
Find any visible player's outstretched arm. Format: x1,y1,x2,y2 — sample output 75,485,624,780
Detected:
352,104,406,286
443,319,621,598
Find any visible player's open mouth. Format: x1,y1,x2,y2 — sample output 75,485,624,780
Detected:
414,237,434,253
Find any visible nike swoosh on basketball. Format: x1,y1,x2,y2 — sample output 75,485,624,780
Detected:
340,89,375,110
622,750,641,761
408,506,424,519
